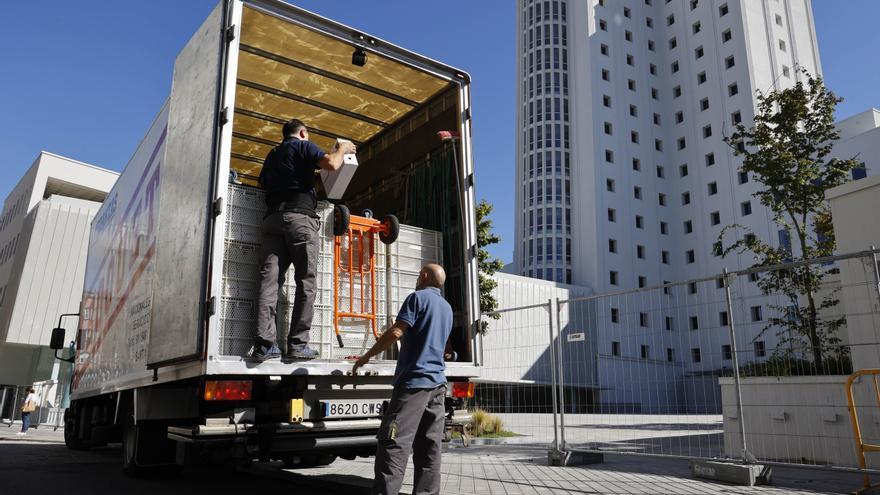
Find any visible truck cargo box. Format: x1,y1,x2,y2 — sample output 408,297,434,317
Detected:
71,0,481,400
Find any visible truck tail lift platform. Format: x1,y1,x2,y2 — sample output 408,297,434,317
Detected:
332,206,399,348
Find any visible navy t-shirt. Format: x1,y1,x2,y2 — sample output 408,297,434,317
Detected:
393,287,454,389
259,137,325,216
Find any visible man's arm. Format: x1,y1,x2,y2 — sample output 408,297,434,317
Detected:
318,140,356,172
352,320,409,373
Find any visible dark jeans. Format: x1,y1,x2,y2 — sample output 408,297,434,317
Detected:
373,385,446,495
255,211,319,349
20,412,31,432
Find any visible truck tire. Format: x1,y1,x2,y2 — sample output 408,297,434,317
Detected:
121,414,160,477
63,407,89,451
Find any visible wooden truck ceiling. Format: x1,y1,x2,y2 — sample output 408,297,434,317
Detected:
231,6,452,181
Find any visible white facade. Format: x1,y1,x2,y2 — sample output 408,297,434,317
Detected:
513,0,829,372
0,152,117,386
832,108,880,179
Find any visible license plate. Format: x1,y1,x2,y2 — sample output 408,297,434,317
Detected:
321,399,386,419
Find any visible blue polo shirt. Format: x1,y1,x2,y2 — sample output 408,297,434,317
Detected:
393,287,453,389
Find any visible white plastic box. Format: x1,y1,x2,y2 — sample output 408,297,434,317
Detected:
319,138,358,200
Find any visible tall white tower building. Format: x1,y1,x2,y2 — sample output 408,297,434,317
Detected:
514,0,822,292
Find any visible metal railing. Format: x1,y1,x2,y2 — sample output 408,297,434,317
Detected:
476,248,880,475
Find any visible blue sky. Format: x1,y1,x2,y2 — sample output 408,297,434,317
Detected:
1,1,877,263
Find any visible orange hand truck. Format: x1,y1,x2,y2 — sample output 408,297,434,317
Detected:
331,205,399,348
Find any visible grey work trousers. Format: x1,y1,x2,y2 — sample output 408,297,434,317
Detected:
373,385,446,495
255,211,319,349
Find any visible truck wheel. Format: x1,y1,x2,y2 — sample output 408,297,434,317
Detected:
333,205,350,236
122,414,156,477
379,214,399,244
63,407,89,451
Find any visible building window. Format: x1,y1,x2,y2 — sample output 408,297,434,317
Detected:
728,82,739,96
638,276,647,288
661,250,669,264
741,201,752,216
603,94,612,107
607,208,616,222
689,316,699,330
703,125,712,138
605,149,614,163
690,0,699,10
684,220,693,233
679,164,689,177
779,39,787,52
669,37,677,49
722,29,732,43
606,178,615,191
692,21,701,34
646,17,654,28
633,186,642,199
625,30,633,42
667,348,675,362
751,306,763,322
651,88,659,100
671,61,680,73
612,341,621,356
667,14,675,26
719,3,729,16
686,250,695,264
632,158,641,171
695,46,704,59
648,39,655,51
611,307,620,323
782,65,791,78
705,153,715,166
682,192,691,205
604,122,613,135
641,345,649,359
640,312,649,327
628,79,636,91
712,241,723,257
731,111,742,125
637,245,645,259
754,341,766,357
691,348,702,363
725,55,735,69
660,221,668,234
631,131,640,144
700,98,709,111
656,165,665,178
599,19,607,31
710,211,721,225
653,113,661,125
629,105,638,117
708,181,718,195
775,14,783,26
608,238,617,253
626,54,634,66
677,137,686,150
655,139,663,151
675,111,684,124
719,311,729,327
665,316,673,331
602,69,610,81
635,215,644,229
610,271,618,285
738,171,749,184
600,44,609,56
697,71,707,84
649,63,657,75
688,282,698,294
624,7,631,17
658,193,666,206
722,344,732,360
673,85,682,98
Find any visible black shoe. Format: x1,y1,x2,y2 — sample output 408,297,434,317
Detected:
249,343,282,362
285,345,319,360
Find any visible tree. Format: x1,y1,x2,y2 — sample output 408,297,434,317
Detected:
719,70,861,366
476,200,504,334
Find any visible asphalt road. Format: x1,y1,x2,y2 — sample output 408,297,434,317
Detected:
0,427,347,495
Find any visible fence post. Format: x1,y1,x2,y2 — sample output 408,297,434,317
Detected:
723,268,752,463
555,297,567,450
870,246,880,309
547,298,560,456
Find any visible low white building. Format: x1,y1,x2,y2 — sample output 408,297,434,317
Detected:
0,153,117,401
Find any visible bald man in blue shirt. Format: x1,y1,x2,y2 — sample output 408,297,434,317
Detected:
353,263,454,495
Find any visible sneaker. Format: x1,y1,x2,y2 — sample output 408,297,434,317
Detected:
248,342,281,362
286,345,319,360
16,432,26,435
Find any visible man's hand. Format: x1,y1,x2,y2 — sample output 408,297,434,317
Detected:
352,354,371,374
340,141,357,155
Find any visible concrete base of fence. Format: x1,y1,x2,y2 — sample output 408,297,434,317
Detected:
548,449,604,467
690,460,771,486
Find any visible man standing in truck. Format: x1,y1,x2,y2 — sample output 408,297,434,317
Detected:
352,263,453,495
251,118,356,361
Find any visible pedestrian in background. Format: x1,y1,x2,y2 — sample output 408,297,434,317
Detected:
18,387,37,435
353,264,454,495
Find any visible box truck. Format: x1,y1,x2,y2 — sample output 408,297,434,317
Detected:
51,0,481,473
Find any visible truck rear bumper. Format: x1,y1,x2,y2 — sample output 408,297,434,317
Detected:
167,419,381,453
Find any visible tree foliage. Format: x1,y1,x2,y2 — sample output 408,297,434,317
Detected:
476,200,504,334
718,70,861,366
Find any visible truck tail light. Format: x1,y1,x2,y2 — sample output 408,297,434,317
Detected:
204,380,252,401
451,382,475,399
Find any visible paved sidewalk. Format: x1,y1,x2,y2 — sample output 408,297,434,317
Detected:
282,444,863,495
